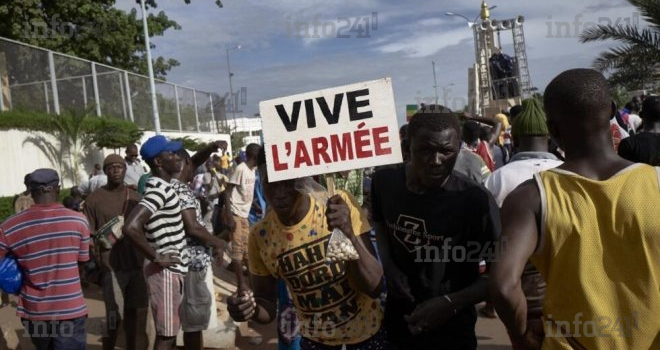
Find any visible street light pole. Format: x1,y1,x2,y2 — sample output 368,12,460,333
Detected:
432,61,439,105
443,83,455,106
446,2,497,116
139,0,161,134
445,5,497,27
226,44,241,134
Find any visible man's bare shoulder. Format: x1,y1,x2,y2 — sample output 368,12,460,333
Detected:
502,178,541,214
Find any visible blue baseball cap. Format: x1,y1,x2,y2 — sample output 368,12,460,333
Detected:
140,135,183,161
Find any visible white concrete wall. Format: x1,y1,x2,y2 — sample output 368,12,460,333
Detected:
0,130,230,197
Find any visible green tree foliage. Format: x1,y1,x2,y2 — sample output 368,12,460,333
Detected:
580,0,660,90
0,0,222,79
171,136,206,151
86,117,144,149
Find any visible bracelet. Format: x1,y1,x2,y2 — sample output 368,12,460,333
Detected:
443,295,458,315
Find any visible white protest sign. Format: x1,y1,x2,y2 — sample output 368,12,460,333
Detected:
260,78,402,182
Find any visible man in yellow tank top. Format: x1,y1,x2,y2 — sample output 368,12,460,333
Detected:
489,69,660,350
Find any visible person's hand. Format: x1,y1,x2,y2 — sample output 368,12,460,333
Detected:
404,295,455,335
98,250,112,272
223,211,236,232
385,267,415,302
325,195,353,237
153,252,182,268
227,288,257,322
213,245,225,266
212,140,228,152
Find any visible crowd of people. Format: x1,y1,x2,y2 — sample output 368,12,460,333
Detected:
0,68,658,350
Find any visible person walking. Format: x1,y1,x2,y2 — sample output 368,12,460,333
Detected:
222,143,260,293
84,154,149,350
0,169,91,350
123,135,190,350
227,148,386,349
490,69,660,349
371,105,501,350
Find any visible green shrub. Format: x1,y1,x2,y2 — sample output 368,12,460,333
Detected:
0,196,14,222
0,188,73,222
0,110,54,133
0,110,143,149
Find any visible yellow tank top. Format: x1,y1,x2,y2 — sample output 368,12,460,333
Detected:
532,164,660,350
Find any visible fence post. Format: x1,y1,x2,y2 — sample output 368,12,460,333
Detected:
44,82,50,114
192,89,200,132
91,63,101,117
210,93,219,133
174,85,182,131
82,77,87,108
0,65,3,111
48,51,60,115
124,71,134,122
118,73,127,120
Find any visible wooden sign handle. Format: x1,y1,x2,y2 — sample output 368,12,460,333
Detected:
326,174,336,197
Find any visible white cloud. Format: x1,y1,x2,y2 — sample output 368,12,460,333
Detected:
111,0,647,125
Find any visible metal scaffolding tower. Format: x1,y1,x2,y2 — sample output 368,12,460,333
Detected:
468,2,532,116
512,23,532,98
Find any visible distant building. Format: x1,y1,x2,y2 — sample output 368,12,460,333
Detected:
226,116,262,134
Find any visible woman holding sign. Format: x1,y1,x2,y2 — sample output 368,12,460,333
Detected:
227,148,388,350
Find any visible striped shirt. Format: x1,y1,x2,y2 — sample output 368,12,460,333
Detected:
171,179,212,272
0,203,90,321
139,176,188,274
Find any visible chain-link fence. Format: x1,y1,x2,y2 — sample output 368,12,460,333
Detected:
0,36,229,133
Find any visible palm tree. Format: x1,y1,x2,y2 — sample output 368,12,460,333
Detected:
51,110,91,184
580,0,660,90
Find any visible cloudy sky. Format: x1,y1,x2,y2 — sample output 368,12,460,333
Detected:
117,0,643,125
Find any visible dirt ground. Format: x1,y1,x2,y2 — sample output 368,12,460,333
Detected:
0,265,511,350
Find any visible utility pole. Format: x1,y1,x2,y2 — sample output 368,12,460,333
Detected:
140,0,161,134
432,61,439,105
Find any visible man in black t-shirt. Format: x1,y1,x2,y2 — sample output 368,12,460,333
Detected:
618,96,660,166
371,105,501,350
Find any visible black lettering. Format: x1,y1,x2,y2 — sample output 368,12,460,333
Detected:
337,275,352,294
300,271,315,288
316,94,343,125
338,296,359,319
306,243,324,264
318,310,340,324
278,254,295,274
305,99,316,128
312,266,327,284
293,251,309,270
297,292,322,309
288,275,301,290
346,88,373,121
276,101,302,132
298,265,333,289
329,261,344,276
321,284,343,304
